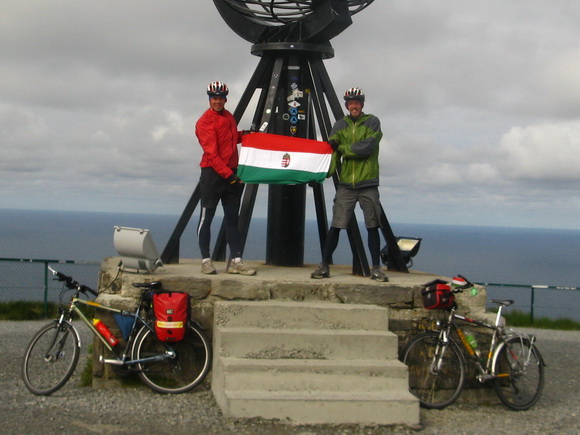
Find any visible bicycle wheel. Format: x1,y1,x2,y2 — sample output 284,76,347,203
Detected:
132,323,211,394
22,321,80,395
401,331,466,409
494,336,544,410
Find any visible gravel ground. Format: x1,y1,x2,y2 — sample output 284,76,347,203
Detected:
2,321,579,435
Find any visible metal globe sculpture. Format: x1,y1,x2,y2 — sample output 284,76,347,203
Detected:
214,0,374,43
219,0,373,24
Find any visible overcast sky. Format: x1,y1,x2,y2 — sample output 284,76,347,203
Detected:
2,1,580,230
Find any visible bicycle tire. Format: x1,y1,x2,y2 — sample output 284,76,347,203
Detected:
401,331,466,409
493,336,544,410
22,321,80,395
132,322,211,394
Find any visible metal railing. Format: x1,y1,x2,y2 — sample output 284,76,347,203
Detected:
1,258,578,322
478,281,580,323
0,258,100,317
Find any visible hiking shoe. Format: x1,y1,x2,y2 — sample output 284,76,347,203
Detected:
370,266,388,282
227,259,257,276
201,260,217,275
311,263,330,279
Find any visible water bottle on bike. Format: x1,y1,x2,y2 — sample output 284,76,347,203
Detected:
93,319,119,346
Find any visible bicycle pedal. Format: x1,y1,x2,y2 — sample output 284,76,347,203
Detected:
99,356,124,366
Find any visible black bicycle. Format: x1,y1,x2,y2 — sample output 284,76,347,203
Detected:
401,274,545,410
22,266,211,395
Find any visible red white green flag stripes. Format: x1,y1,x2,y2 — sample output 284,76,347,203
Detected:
237,132,332,184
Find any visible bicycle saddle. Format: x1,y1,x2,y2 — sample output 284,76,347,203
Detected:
491,299,514,306
132,281,162,290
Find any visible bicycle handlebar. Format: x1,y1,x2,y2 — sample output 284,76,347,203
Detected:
451,274,475,293
47,266,99,297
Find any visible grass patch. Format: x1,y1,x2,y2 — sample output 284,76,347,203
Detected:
503,310,580,330
0,301,95,321
79,344,94,387
0,301,59,320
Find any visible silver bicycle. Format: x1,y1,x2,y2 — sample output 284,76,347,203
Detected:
401,274,545,410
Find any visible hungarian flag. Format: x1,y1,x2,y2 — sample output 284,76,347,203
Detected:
237,132,332,184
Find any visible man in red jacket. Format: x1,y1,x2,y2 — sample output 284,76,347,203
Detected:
195,81,256,276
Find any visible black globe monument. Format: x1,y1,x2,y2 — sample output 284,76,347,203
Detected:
162,0,408,274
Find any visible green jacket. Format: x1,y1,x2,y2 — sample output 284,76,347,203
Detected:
328,113,383,189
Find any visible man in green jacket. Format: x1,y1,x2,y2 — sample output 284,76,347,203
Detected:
311,87,388,282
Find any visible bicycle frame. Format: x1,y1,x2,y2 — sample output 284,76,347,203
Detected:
435,306,501,377
438,304,537,382
60,296,174,367
404,275,545,410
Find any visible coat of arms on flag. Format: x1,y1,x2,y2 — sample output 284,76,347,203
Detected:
237,132,332,185
281,153,291,168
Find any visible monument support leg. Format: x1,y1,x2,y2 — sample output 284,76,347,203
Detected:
160,184,200,264
380,208,408,272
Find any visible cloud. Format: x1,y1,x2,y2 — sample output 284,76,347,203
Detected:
0,104,52,172
499,122,580,182
1,0,579,229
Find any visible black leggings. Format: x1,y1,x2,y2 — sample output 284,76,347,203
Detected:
197,204,242,259
322,226,381,267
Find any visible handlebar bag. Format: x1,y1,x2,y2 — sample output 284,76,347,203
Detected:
153,291,190,342
421,283,454,310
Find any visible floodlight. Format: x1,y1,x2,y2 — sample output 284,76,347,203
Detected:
381,237,422,268
113,226,162,273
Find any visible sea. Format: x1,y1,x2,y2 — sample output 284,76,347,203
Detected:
1,208,579,321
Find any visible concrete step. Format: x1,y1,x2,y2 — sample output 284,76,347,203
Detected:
214,300,389,330
215,326,398,360
221,390,420,425
219,357,410,392
211,300,420,426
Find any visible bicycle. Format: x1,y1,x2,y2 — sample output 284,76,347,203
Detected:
22,266,211,395
400,274,545,411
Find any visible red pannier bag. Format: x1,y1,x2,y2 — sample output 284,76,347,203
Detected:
421,280,455,310
152,291,189,342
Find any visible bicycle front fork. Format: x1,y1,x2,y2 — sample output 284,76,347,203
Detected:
431,331,451,374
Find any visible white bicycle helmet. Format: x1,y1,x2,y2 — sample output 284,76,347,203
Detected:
343,87,365,102
207,81,229,97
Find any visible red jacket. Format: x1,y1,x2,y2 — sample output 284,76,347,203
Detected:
195,108,242,179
